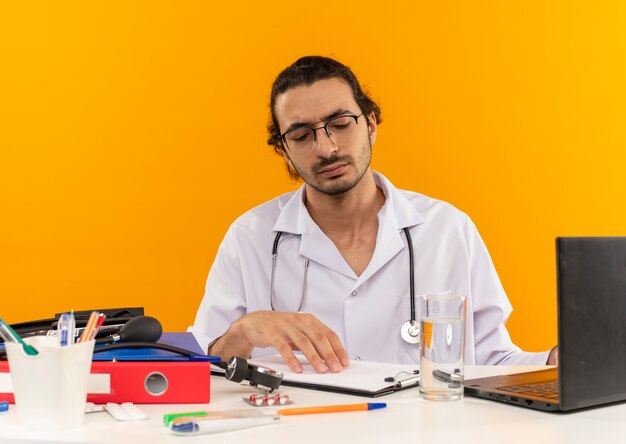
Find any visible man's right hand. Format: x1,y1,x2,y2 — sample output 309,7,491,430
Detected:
208,311,350,374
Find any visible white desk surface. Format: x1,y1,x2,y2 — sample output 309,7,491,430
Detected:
1,365,624,444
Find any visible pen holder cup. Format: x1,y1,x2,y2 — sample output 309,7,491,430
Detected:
5,336,95,431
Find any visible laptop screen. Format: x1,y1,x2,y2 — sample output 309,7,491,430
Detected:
557,237,626,410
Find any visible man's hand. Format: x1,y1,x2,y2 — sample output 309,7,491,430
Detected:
208,311,350,374
546,346,559,365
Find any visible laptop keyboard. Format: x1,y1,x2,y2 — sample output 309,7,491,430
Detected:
498,380,559,400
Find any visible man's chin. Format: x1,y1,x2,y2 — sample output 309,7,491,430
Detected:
311,177,357,196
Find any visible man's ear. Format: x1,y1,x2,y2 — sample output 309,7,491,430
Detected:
282,147,292,166
367,113,378,145
282,148,300,181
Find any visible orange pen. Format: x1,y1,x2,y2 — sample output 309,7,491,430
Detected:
277,403,386,416
77,311,99,343
89,313,106,341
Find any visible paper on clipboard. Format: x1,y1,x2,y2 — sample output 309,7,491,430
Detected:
248,354,420,397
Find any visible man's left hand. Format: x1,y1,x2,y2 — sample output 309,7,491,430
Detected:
546,346,559,365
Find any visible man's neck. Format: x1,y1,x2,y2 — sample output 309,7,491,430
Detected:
304,170,384,236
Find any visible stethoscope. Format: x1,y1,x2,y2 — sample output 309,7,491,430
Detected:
269,227,420,345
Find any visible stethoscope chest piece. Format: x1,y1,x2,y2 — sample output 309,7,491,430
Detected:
224,356,284,392
400,320,420,345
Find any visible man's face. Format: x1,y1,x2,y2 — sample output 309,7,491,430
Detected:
274,77,377,196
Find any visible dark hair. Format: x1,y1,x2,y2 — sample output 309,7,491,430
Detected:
266,56,382,179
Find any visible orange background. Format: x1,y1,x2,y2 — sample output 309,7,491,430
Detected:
1,2,625,352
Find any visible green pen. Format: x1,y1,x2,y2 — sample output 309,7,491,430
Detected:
0,317,39,356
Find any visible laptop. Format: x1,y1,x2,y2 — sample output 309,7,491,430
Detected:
464,237,626,411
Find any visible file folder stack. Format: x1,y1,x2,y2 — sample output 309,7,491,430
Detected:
1,333,218,404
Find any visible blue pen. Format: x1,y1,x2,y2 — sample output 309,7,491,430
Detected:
58,313,70,346
0,317,38,356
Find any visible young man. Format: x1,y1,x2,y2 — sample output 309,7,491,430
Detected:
190,56,556,373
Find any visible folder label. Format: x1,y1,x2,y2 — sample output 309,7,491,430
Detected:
88,373,111,394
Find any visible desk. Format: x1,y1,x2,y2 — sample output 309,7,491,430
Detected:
0,366,623,444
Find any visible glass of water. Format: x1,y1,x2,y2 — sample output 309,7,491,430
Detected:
419,294,466,401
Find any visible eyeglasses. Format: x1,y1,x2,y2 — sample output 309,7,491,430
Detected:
280,113,364,154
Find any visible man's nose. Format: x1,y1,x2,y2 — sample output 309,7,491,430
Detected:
312,127,337,157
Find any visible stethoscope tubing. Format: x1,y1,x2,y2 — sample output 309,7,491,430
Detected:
270,227,416,324
404,227,416,323
269,231,283,312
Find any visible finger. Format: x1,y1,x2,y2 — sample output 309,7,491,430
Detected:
279,320,332,373
297,315,349,371
283,321,348,374
314,322,350,368
236,313,305,372
272,337,304,373
281,326,331,374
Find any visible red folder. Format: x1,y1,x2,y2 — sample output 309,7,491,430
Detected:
0,360,211,404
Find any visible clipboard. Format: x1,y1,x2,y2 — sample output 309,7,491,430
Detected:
247,354,420,397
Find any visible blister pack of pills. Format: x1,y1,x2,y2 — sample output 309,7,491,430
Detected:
105,402,148,421
243,393,292,407
85,402,105,413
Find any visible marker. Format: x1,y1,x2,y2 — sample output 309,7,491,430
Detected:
170,415,279,435
163,411,211,427
0,401,9,413
0,317,38,356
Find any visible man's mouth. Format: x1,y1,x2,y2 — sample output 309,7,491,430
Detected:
317,163,348,177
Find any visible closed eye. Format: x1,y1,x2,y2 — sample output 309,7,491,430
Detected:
329,122,351,130
290,131,312,142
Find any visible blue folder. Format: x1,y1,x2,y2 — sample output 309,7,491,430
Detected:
92,332,221,362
